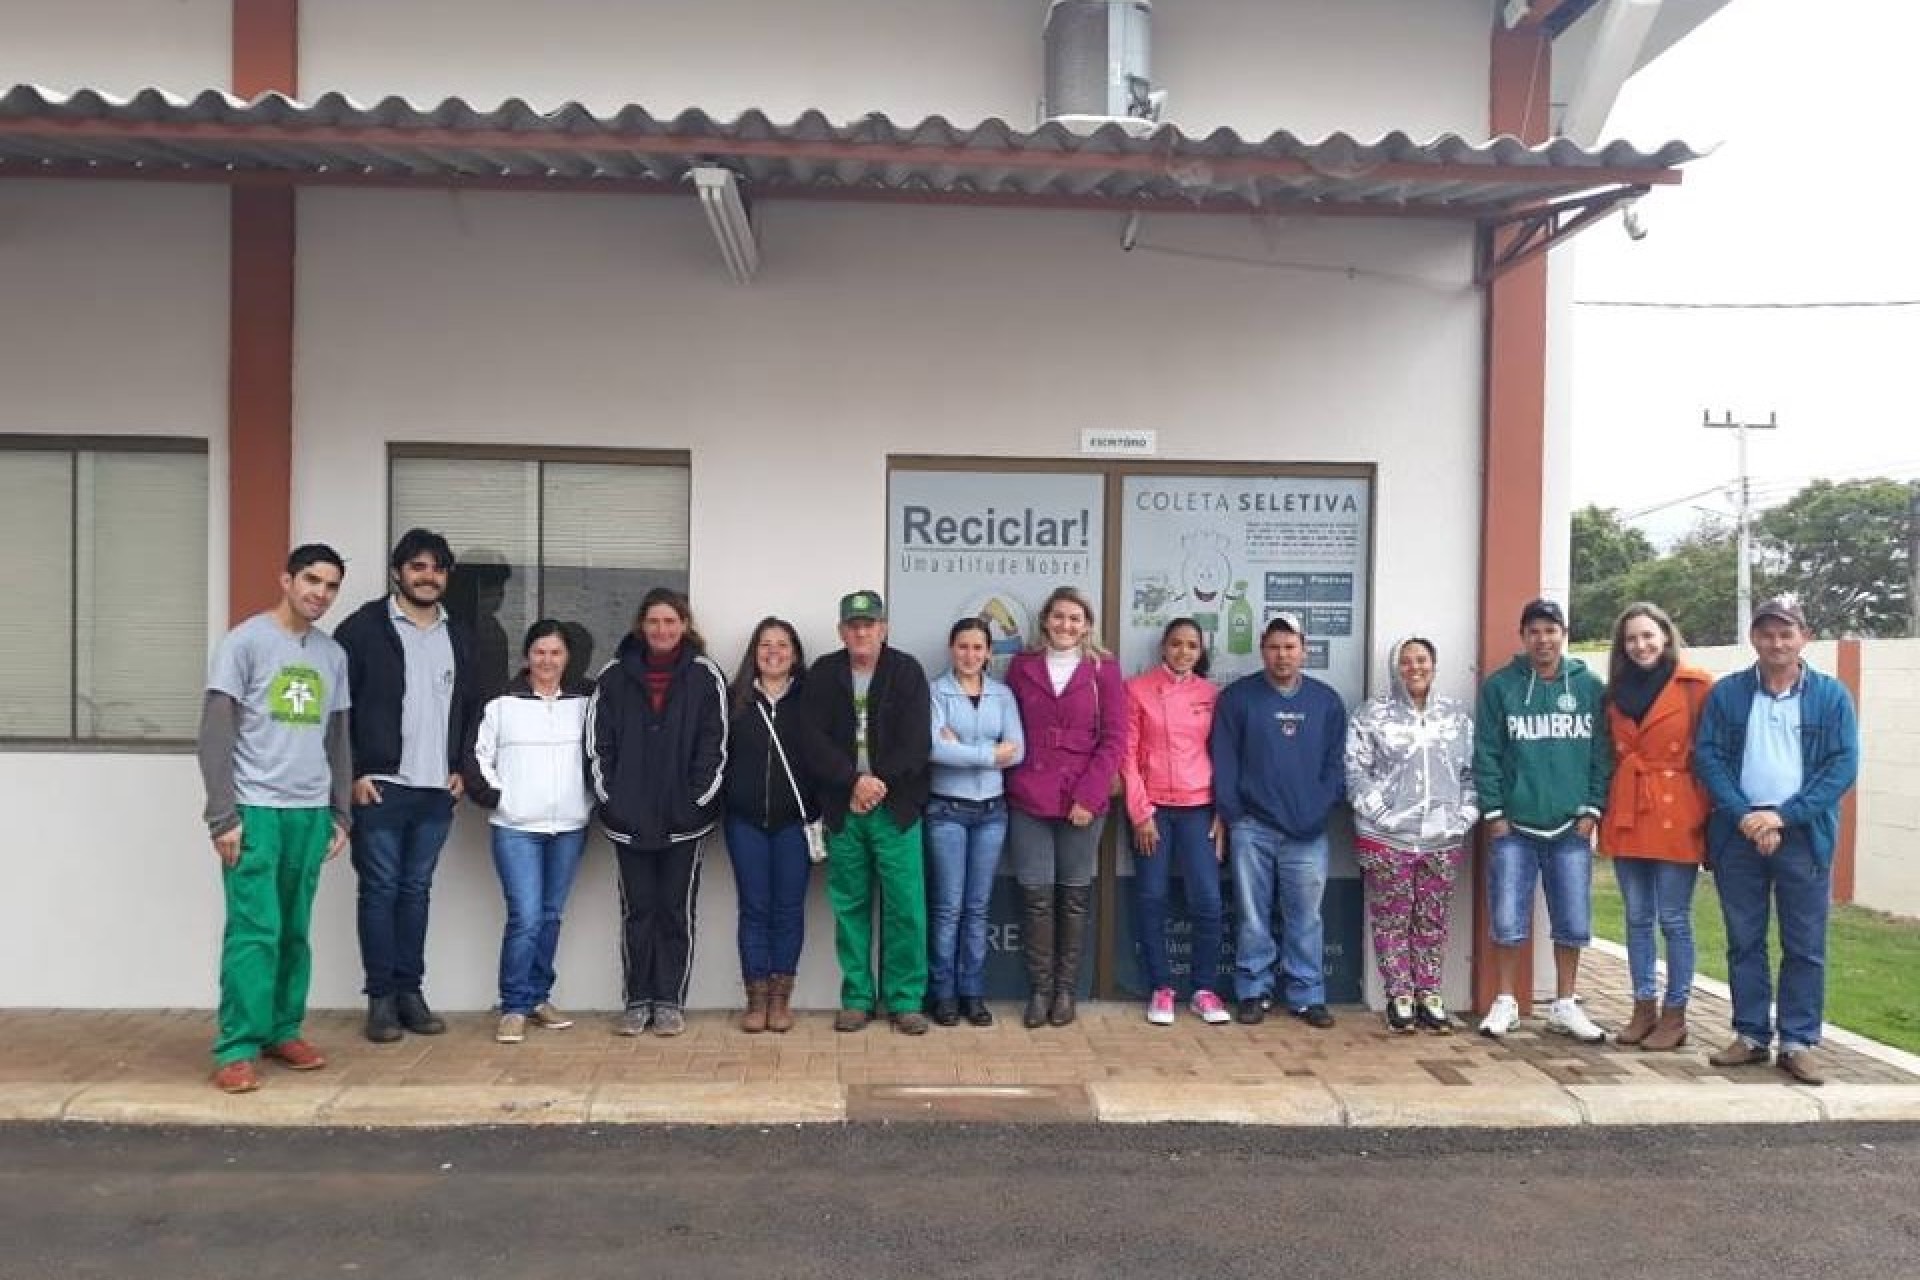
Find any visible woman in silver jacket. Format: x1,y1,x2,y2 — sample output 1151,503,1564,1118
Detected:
1343,637,1477,1034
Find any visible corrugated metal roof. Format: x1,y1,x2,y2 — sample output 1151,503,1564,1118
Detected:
0,85,1696,217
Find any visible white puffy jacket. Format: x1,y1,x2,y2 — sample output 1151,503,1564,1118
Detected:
468,677,594,834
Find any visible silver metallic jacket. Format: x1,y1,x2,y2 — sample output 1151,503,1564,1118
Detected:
1343,638,1479,852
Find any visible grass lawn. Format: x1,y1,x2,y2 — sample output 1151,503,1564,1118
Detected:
1591,865,1920,1056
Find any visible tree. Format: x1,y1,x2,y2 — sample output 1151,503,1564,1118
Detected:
1568,504,1656,642
1756,478,1912,637
1619,521,1740,647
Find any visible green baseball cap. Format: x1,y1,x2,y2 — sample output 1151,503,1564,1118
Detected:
839,590,886,622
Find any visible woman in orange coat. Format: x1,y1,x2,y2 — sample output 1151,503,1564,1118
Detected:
1599,602,1713,1051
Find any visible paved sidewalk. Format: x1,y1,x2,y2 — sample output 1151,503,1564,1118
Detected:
3,950,1916,1129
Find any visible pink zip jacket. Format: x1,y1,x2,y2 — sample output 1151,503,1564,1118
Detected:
1004,650,1129,820
1121,665,1219,826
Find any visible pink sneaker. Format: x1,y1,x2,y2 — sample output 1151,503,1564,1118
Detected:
1146,986,1177,1025
1190,989,1232,1025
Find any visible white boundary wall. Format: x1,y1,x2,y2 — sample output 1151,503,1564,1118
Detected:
1691,639,1920,921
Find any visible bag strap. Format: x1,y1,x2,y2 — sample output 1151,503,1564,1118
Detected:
758,702,810,817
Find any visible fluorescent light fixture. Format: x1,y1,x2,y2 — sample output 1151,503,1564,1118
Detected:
691,165,759,284
1559,0,1661,145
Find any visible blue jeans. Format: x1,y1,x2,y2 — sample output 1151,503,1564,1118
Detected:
350,783,455,998
1713,827,1831,1052
924,796,1008,1000
490,825,587,1014
724,815,812,981
1131,805,1224,994
1229,819,1328,1007
1487,828,1593,946
1612,856,1699,1006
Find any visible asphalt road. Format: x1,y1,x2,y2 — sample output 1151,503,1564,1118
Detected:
4,1122,1916,1279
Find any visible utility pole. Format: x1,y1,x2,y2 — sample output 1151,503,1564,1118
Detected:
1703,410,1779,636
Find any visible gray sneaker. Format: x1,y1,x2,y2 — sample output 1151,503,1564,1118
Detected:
613,1004,651,1037
651,1004,687,1037
530,1002,574,1030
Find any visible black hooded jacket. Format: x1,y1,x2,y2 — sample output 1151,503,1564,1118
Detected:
585,634,729,848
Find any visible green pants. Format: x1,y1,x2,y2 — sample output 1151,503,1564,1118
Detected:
214,805,331,1065
826,810,928,1014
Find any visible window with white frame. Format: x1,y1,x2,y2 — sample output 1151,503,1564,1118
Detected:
0,438,208,744
388,447,690,697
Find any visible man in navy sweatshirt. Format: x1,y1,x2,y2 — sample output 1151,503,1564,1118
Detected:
1210,614,1347,1028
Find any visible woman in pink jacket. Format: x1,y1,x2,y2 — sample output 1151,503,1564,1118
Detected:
1004,586,1129,1029
1121,618,1228,1026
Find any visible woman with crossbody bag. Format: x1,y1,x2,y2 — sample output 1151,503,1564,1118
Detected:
722,617,830,1033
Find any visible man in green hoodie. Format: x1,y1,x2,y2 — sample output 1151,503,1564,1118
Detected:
1472,598,1613,1041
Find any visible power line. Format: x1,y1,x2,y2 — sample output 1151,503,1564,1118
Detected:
1577,298,1920,310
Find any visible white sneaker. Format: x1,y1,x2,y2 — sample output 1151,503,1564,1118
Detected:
1478,994,1520,1038
1544,997,1607,1044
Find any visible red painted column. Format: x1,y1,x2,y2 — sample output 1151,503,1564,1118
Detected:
1473,24,1552,1016
1834,638,1862,905
226,1,299,621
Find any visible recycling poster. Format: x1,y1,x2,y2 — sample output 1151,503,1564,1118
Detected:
1118,474,1370,703
886,469,1106,678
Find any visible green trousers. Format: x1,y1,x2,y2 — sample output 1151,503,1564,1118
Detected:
215,805,331,1065
826,809,928,1014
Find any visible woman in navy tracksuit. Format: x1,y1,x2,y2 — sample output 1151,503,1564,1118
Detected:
586,588,729,1038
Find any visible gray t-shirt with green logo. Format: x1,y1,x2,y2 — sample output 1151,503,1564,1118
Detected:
208,612,352,809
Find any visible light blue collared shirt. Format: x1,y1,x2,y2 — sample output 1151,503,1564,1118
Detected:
1739,665,1804,808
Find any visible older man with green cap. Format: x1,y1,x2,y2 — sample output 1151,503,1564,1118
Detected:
802,590,934,1034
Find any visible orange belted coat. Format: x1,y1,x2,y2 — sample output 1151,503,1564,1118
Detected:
1598,664,1713,864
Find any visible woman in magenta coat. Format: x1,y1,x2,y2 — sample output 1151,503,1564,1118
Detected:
1004,586,1128,1029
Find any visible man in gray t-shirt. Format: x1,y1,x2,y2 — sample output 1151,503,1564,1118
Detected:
197,544,354,1094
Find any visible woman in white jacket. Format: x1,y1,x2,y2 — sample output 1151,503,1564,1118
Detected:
465,620,596,1044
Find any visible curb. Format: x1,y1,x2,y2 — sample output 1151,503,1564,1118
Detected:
10,1077,1914,1129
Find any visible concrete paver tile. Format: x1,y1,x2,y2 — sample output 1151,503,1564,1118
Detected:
1331,1082,1584,1128
0,1083,87,1121
1569,1082,1825,1126
590,1082,843,1125
323,1084,590,1127
1091,1080,1346,1126
65,1081,342,1127
1812,1084,1920,1123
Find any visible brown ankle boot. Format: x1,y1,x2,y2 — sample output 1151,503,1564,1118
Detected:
1615,998,1659,1046
741,979,770,1034
765,974,796,1033
1639,1003,1689,1051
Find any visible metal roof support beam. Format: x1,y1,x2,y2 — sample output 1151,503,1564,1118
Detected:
1474,184,1646,284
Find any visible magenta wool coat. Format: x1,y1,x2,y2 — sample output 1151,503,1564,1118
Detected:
1003,650,1130,820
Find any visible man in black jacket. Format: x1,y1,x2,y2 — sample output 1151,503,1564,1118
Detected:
333,528,480,1043
803,590,933,1035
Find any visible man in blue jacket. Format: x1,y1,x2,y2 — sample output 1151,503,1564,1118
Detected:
1210,614,1347,1029
1695,597,1858,1086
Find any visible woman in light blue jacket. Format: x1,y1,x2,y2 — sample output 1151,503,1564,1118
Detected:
925,617,1026,1027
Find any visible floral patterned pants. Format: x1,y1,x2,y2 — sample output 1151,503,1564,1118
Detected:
1354,838,1463,999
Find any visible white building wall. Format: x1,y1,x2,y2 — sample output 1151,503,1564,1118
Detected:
0,0,230,96
286,189,1484,1014
0,0,1501,1011
298,0,1489,139
0,181,231,1007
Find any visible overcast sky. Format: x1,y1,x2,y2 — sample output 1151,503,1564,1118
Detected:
1568,0,1920,545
